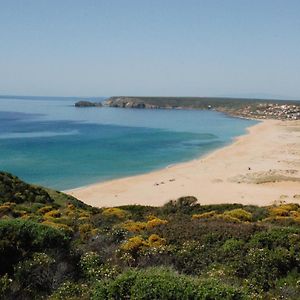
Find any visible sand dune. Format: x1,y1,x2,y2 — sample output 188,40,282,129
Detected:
67,120,300,207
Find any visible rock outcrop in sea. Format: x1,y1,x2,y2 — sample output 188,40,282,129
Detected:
75,101,102,107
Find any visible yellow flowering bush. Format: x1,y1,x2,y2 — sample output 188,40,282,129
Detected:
193,209,252,223
292,214,300,224
79,211,90,218
0,202,17,218
20,214,30,220
122,220,147,232
65,210,76,218
122,217,168,233
146,217,168,229
0,202,16,208
0,205,12,216
121,234,166,253
224,209,252,222
121,236,147,252
269,204,300,218
42,220,73,232
13,210,27,217
192,211,217,219
37,205,53,215
79,223,94,240
44,210,61,219
269,207,290,217
264,204,300,225
216,214,241,223
102,207,129,219
148,234,166,247
279,203,299,211
78,216,89,222
67,203,76,210
262,215,300,225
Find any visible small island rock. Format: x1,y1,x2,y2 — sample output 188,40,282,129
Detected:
75,101,102,107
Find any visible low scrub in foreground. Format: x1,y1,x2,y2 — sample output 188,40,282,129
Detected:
1,172,300,299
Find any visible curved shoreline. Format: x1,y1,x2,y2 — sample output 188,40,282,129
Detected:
67,120,300,207
64,125,251,193
65,119,256,191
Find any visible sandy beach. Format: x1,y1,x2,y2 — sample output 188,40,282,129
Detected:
67,120,300,207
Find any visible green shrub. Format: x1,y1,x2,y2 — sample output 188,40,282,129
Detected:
80,252,119,281
49,281,90,300
248,227,300,249
130,267,199,300
242,205,268,221
238,247,295,291
171,240,221,275
91,280,110,299
195,279,247,300
118,205,156,221
14,252,55,294
38,205,54,214
162,196,199,214
0,274,12,295
0,171,53,204
107,269,138,299
154,214,263,246
91,267,247,300
269,271,300,300
0,219,69,274
221,238,245,254
80,252,102,280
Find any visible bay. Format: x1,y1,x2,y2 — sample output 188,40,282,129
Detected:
0,96,257,190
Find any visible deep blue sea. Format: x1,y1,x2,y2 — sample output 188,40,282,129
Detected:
0,96,258,190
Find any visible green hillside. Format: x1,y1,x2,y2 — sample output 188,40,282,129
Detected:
1,172,300,299
106,96,300,109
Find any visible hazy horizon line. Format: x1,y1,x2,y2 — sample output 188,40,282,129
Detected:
0,94,299,102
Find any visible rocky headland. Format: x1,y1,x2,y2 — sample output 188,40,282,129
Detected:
103,96,300,120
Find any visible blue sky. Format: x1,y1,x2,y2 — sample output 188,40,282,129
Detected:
0,0,300,99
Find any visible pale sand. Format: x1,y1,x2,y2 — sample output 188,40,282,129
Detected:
67,120,300,207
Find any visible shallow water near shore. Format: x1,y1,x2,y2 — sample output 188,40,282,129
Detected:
0,96,257,190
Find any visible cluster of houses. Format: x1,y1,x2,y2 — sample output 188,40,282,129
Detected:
231,103,300,120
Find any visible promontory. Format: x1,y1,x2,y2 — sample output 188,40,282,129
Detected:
104,96,300,120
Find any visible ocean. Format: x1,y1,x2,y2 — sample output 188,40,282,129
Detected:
0,96,258,190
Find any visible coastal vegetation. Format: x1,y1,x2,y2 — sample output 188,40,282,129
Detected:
1,172,300,299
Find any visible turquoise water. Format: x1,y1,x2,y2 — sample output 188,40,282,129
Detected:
0,97,258,190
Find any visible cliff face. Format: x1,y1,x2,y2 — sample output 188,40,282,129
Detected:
105,97,160,109
104,97,300,120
